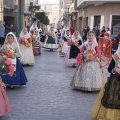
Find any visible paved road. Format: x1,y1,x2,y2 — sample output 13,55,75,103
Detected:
1,48,109,120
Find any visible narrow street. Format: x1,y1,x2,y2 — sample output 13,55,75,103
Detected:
1,48,109,120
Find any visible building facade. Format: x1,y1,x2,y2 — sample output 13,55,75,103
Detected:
4,0,18,31
59,0,71,27
74,0,120,35
24,0,31,26
40,3,60,26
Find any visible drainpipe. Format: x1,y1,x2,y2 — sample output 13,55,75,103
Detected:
17,0,24,37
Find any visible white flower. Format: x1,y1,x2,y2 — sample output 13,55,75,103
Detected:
2,65,5,69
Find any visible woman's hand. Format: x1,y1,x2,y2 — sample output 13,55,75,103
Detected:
115,68,120,74
10,53,15,59
74,43,78,46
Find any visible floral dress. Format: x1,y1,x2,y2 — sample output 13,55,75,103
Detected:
43,32,58,50
31,34,41,55
0,79,11,116
71,40,102,91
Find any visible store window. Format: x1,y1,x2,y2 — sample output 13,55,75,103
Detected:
112,15,120,35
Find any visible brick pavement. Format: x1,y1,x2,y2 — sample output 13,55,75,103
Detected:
1,48,110,120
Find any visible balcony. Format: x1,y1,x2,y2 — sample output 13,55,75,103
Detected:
24,4,31,15
77,0,120,8
4,0,15,10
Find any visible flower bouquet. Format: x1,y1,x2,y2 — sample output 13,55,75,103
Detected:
26,38,31,43
31,36,36,42
49,33,54,37
76,49,95,65
19,37,31,47
0,56,15,76
73,40,79,46
19,37,25,43
76,53,86,65
6,49,12,57
24,40,29,46
87,49,94,59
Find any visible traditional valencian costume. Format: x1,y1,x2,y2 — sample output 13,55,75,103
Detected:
64,31,82,66
61,29,71,55
19,27,35,65
1,32,28,86
91,44,120,120
31,30,41,55
71,31,102,91
0,78,11,116
43,27,58,50
59,27,69,56
30,22,41,55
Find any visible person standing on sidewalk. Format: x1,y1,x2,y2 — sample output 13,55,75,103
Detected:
4,22,12,37
0,20,5,46
93,25,100,42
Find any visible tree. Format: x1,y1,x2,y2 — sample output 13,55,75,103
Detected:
43,16,50,25
35,12,46,23
29,4,41,12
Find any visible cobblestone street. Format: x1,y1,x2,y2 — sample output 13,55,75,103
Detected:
1,48,109,120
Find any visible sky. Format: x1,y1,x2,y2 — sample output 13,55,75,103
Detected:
39,0,59,4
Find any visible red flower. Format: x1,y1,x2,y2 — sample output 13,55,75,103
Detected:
19,37,25,43
27,38,31,43
3,55,7,60
76,53,84,65
5,58,12,65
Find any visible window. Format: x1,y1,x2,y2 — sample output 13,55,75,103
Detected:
94,16,101,27
112,15,120,35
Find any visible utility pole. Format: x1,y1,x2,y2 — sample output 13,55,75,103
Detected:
17,0,24,37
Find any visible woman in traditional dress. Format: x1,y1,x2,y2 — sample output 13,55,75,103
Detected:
64,31,82,66
30,21,39,32
43,27,58,51
1,32,28,88
71,31,102,91
0,78,11,116
90,44,120,120
19,27,35,65
31,30,41,55
61,29,71,54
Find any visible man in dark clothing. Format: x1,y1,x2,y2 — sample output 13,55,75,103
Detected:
4,22,12,37
84,26,90,41
93,25,100,42
100,26,106,37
